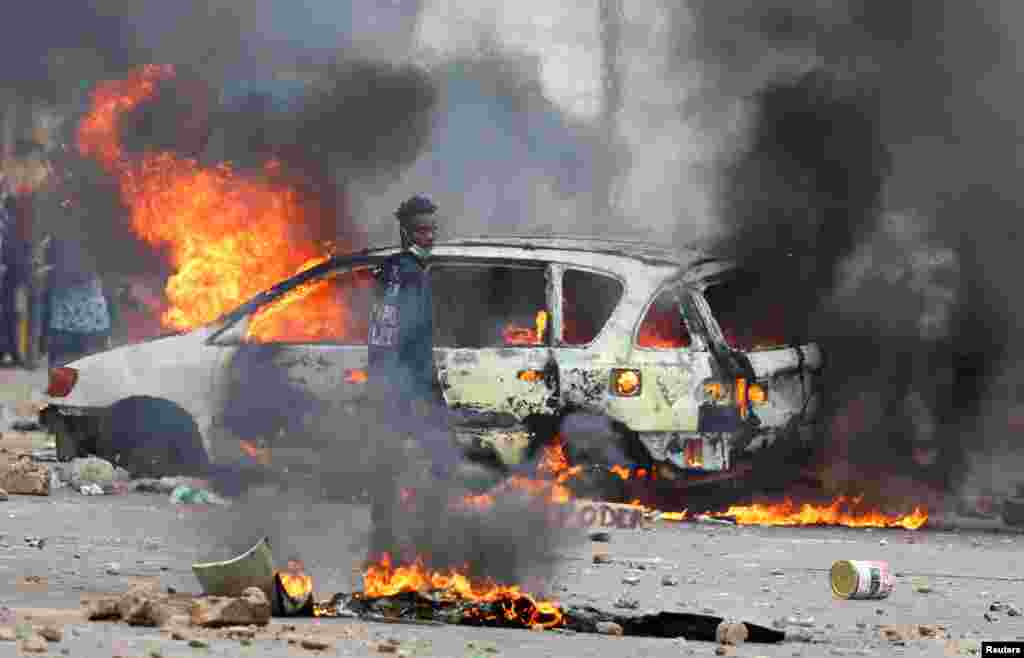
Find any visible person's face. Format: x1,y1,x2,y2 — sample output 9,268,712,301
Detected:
412,224,435,249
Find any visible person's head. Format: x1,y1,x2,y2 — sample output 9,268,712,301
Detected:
395,195,438,260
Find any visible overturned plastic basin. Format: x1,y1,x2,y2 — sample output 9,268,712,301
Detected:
192,536,274,597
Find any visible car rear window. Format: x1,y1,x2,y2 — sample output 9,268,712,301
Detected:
245,268,375,344
703,270,788,352
432,263,549,348
561,269,623,345
637,289,692,349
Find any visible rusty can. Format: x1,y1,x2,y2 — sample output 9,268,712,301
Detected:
830,560,895,600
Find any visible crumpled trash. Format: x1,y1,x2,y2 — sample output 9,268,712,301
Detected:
79,483,104,496
67,457,117,489
169,485,227,506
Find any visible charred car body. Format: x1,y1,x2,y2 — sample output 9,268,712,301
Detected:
40,236,823,482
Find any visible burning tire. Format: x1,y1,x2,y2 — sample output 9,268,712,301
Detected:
105,396,209,478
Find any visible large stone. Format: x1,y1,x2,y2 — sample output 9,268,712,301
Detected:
0,457,50,495
85,597,122,621
117,583,173,627
716,622,749,646
17,634,48,653
190,587,271,628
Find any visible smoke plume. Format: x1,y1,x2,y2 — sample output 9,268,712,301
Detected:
673,1,1024,501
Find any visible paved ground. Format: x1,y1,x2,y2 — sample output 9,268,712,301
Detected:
0,367,1018,657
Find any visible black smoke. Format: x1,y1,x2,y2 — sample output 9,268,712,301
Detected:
674,1,1023,501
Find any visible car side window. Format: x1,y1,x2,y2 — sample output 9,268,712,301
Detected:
561,269,623,345
245,268,375,345
703,270,788,352
432,263,549,348
637,288,692,349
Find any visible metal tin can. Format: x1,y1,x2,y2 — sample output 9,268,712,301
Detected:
830,560,895,600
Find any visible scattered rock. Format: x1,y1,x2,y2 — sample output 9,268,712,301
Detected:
37,626,62,642
785,629,815,643
661,575,679,587
0,627,15,641
223,626,255,640
715,646,736,656
24,536,45,549
878,539,888,546
376,640,399,653
18,634,48,653
117,583,173,627
593,552,612,565
716,622,749,646
613,594,639,610
985,612,999,623
190,587,271,628
1,457,50,495
595,621,623,636
188,638,209,648
171,630,189,641
771,569,785,576
105,562,121,575
914,584,933,594
880,624,948,643
300,637,332,650
86,597,122,621
622,575,641,586
589,531,611,543
1007,604,1022,617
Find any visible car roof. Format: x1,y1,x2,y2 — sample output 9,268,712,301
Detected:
344,234,717,269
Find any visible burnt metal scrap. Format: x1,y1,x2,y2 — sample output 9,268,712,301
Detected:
311,591,785,643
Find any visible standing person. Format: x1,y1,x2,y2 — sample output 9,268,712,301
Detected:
46,235,111,367
365,195,462,558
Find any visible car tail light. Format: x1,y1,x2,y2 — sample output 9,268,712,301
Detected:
702,381,727,402
46,367,78,397
748,382,767,405
611,368,641,397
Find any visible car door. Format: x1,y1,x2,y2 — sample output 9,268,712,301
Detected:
431,259,558,428
208,261,379,460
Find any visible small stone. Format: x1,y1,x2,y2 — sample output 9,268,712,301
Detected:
17,634,48,653
661,575,680,587
990,602,1006,612
1007,604,1022,617
716,622,749,646
188,638,209,648
715,647,736,657
875,609,885,615
878,539,888,546
613,594,639,610
171,630,188,641
622,575,641,585
595,621,623,636
589,531,611,542
300,637,332,650
190,587,271,627
829,649,846,656
914,585,933,594
702,607,716,615
105,562,121,575
38,626,62,642
785,629,815,643
771,569,785,576
85,597,121,620
593,553,612,565
985,612,999,623
377,641,399,653
0,627,15,641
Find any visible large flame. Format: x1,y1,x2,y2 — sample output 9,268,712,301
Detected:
363,553,563,628
503,310,548,346
77,65,342,339
701,496,928,529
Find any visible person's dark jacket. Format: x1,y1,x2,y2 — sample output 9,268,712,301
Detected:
367,251,435,404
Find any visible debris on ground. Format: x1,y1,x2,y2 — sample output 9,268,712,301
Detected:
190,587,271,628
595,621,623,635
80,483,104,495
589,531,611,542
169,485,228,506
16,633,48,653
879,624,948,643
716,621,749,645
1,456,50,495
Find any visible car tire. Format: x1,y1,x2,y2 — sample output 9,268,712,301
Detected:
105,397,209,478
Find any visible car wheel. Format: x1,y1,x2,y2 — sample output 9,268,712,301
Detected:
105,397,209,478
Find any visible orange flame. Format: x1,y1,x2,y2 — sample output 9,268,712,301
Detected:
345,368,369,384
363,553,563,628
503,310,548,346
711,496,928,529
77,65,342,339
239,439,271,466
277,572,314,601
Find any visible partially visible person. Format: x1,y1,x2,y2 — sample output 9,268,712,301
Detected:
46,235,111,367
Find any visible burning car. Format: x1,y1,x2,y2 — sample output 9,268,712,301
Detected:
40,236,822,482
